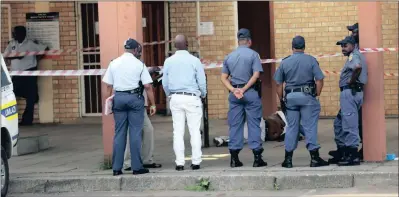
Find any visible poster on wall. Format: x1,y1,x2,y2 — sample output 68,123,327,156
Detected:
26,12,60,50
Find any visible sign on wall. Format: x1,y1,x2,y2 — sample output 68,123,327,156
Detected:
199,22,214,36
26,12,60,50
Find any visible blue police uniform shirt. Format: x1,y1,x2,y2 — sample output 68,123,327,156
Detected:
222,45,263,85
274,52,324,89
338,49,367,87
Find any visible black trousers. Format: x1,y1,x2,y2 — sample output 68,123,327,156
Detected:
12,67,39,124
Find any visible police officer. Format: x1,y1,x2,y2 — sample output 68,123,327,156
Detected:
331,36,367,166
273,36,329,168
102,38,157,175
4,26,48,126
221,28,267,168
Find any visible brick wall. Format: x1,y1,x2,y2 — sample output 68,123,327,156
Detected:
1,1,79,123
49,2,79,122
381,2,398,115
169,1,236,119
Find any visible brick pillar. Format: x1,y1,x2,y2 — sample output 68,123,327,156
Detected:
98,2,143,164
358,2,386,162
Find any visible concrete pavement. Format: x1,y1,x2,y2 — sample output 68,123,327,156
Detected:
8,117,399,194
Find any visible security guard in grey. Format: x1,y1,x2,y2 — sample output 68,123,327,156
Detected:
273,36,329,168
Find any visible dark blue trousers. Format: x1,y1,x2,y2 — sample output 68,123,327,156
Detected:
227,89,263,151
112,92,145,171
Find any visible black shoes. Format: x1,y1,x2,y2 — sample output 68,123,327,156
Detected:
328,147,344,164
252,148,267,167
309,149,329,167
176,165,184,171
282,150,293,168
191,164,200,170
175,165,200,171
229,149,243,168
113,170,123,176
338,147,360,166
133,168,150,175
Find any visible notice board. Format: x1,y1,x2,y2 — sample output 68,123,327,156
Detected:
26,12,60,50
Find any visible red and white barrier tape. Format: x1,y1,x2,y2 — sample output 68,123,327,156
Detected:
9,68,398,77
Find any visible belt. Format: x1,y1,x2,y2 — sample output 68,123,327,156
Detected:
340,84,363,92
232,84,255,89
285,87,305,94
116,88,141,94
171,92,196,96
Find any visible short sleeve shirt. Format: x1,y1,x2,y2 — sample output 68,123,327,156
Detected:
102,53,153,91
222,46,263,85
273,52,324,89
339,49,368,87
4,39,47,71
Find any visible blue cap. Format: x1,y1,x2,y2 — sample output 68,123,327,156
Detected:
347,23,358,32
336,36,356,45
292,36,305,49
124,38,141,50
237,28,251,39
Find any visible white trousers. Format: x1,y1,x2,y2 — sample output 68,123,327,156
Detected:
124,110,154,168
170,94,203,166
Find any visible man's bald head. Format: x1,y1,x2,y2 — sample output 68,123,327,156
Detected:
174,35,188,50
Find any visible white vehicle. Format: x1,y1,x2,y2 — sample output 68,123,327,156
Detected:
0,54,18,197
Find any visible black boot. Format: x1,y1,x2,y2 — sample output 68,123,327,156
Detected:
310,149,329,167
229,149,243,168
338,147,360,166
252,148,267,167
328,147,344,164
282,150,293,168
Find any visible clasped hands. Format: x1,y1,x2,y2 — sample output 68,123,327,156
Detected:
232,88,244,99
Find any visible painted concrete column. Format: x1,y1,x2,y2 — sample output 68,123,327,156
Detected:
358,2,386,162
35,2,54,123
98,2,143,163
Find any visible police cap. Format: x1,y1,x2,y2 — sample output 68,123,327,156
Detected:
292,35,305,49
237,28,251,40
336,36,356,45
124,38,141,50
347,23,358,32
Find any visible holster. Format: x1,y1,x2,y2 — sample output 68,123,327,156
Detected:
138,81,145,96
254,79,262,98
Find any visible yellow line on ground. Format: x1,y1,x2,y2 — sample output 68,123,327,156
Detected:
311,194,398,197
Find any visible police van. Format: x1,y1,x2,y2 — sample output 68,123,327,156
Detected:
0,54,18,197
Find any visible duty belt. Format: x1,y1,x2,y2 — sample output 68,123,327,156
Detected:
340,84,363,92
171,92,196,96
231,84,255,89
285,85,316,97
116,88,141,94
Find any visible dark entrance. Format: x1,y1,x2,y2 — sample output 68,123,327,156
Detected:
238,1,277,117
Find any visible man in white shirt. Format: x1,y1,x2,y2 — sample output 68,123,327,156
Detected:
102,38,156,176
124,67,162,170
162,35,207,171
4,26,48,126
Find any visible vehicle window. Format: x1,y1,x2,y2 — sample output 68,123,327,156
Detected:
1,66,11,88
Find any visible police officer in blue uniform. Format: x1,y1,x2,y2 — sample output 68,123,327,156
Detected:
274,36,329,168
221,28,267,168
102,38,157,175
329,23,365,163
329,36,367,166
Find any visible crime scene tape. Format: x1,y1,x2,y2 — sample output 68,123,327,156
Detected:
6,47,398,76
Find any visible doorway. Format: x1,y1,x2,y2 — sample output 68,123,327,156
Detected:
237,1,276,117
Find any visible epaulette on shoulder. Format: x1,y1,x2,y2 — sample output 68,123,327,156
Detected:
282,55,291,60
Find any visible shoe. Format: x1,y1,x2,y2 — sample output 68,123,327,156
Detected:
309,149,329,167
143,163,162,168
191,164,200,170
124,167,132,171
252,148,267,167
338,147,360,166
229,149,243,168
328,147,344,164
113,170,123,176
133,168,149,175
175,165,184,171
282,150,293,168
